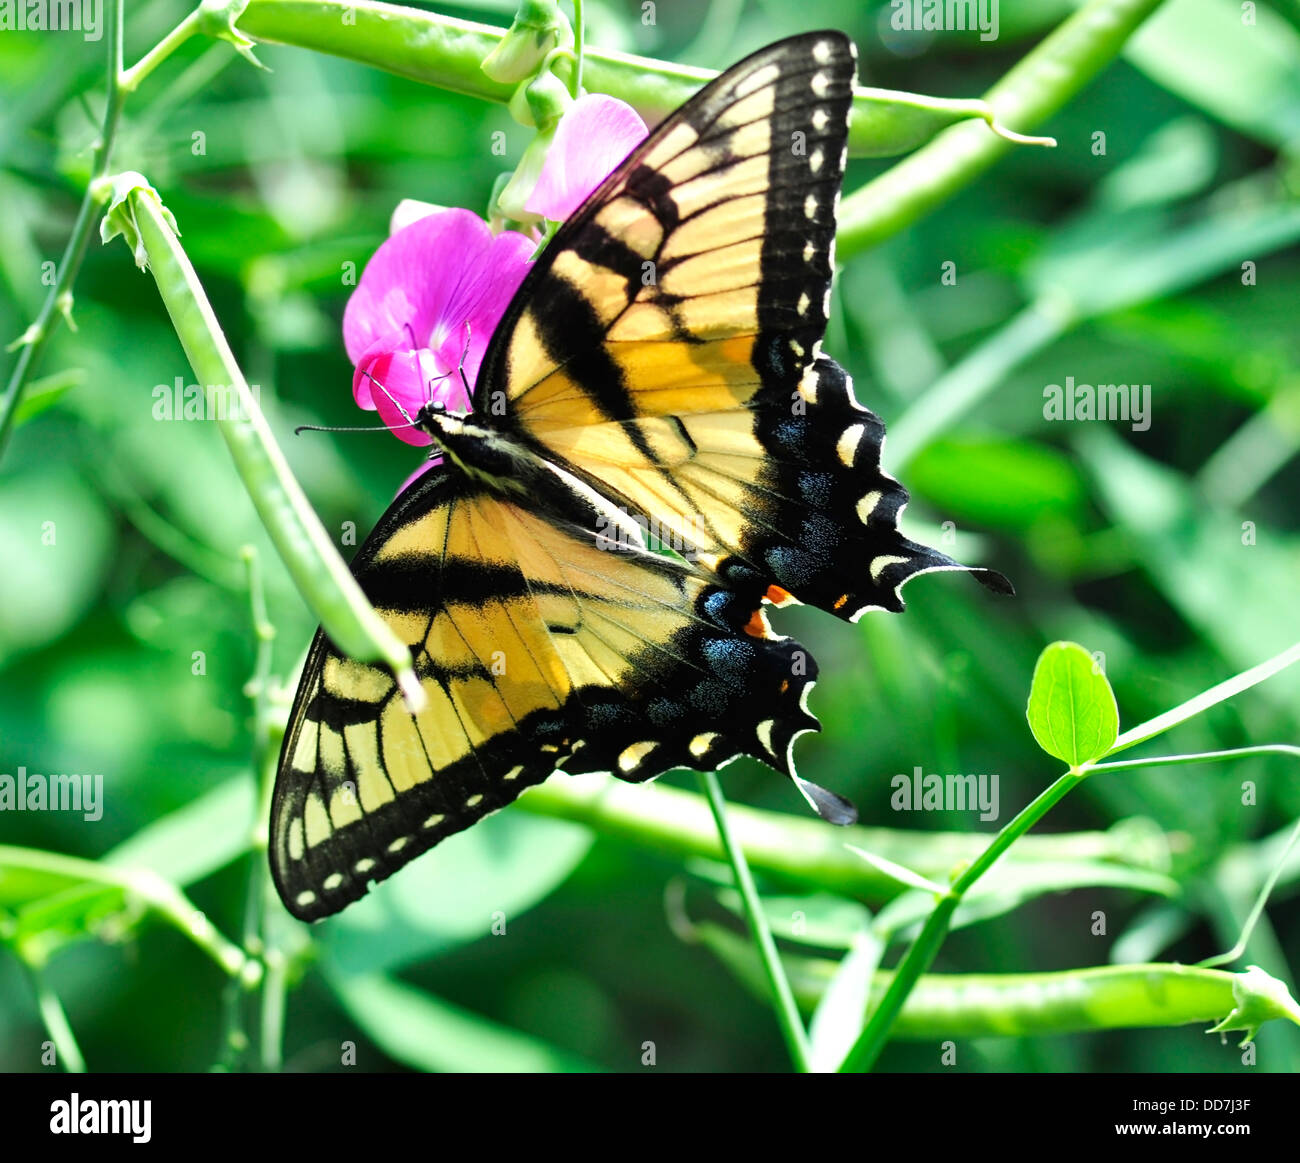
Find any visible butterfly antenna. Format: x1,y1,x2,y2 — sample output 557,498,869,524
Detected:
295,368,427,435
458,321,473,397
408,324,474,402
294,420,423,435
363,368,417,427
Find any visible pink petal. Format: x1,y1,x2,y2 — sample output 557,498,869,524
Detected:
342,209,532,369
526,95,648,222
351,333,401,409
354,346,437,446
434,228,534,397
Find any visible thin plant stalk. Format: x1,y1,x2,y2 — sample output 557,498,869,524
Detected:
841,645,1300,1071
839,770,1082,1071
0,0,208,459
1200,815,1300,970
836,0,1168,258
0,0,125,458
0,846,250,975
126,188,423,704
26,964,87,1074
696,771,811,1073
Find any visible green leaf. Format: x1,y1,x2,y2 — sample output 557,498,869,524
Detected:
1206,966,1300,1045
1025,191,1300,318
328,971,600,1072
907,435,1086,532
13,368,83,426
1126,0,1300,149
808,926,883,1073
1109,902,1195,965
104,776,256,886
319,810,592,975
96,171,179,270
9,882,131,967
1026,641,1119,766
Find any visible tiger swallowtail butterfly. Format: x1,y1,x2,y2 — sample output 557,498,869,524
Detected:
270,31,1010,921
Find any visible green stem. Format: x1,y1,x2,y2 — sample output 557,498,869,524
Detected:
696,771,810,1072
516,772,1151,902
243,545,292,1073
840,771,1083,1071
836,0,1168,258
0,0,125,459
234,0,1032,157
26,964,87,1073
570,0,583,99
1088,744,1300,772
244,546,276,764
0,845,250,976
1093,741,1300,974
0,0,232,465
1199,816,1300,970
120,9,202,92
702,923,1296,1039
1106,641,1300,756
218,548,278,1071
841,645,1300,1070
260,944,288,1072
125,186,423,704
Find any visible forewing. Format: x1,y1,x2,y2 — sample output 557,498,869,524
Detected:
480,31,1008,621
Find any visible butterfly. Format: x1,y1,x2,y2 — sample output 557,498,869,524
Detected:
270,30,1010,921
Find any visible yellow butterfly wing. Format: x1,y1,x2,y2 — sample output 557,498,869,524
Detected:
483,31,1008,618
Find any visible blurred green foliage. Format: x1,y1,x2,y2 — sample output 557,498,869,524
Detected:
1,0,1298,1072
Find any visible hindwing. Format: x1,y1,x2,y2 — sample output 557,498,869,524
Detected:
271,472,847,921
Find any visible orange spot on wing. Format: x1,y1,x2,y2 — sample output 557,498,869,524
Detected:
743,607,770,637
764,585,794,606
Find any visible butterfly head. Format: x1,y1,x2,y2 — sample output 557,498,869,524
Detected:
415,402,532,491
414,396,455,422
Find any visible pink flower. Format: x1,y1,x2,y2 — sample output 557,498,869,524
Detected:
343,209,534,446
340,95,648,477
526,94,648,221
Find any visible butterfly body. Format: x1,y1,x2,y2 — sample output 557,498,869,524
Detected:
417,404,544,494
271,31,1009,921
